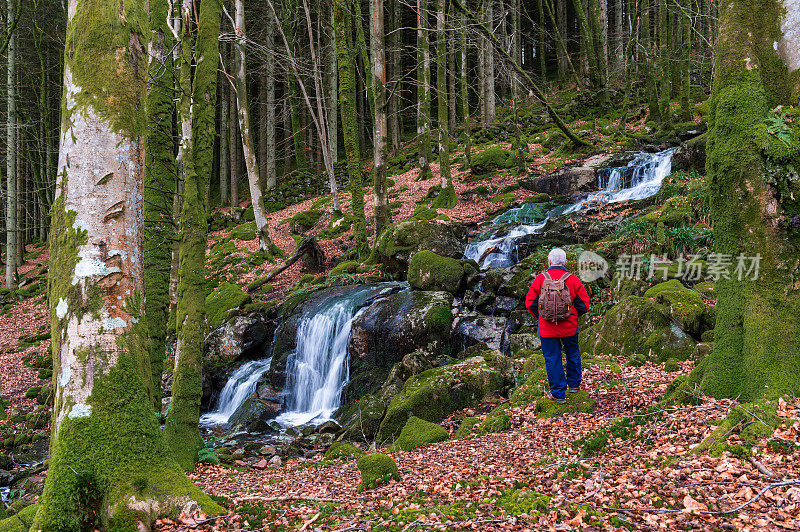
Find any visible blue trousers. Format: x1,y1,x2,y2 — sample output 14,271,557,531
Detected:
540,332,582,400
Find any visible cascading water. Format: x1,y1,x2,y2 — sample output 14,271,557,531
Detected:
464,148,675,269
275,283,402,427
200,358,273,427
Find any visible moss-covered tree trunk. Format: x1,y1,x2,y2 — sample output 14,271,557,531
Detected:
459,10,471,168
36,0,221,526
335,0,368,256
266,14,278,190
432,0,455,209
685,0,800,401
370,0,391,235
416,0,432,179
164,0,206,471
144,0,176,411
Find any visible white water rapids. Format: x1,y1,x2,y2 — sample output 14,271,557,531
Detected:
464,148,675,269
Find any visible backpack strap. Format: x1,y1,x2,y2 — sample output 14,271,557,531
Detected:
543,271,552,281
560,272,571,283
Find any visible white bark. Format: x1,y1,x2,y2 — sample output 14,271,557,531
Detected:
5,0,16,289
779,0,800,72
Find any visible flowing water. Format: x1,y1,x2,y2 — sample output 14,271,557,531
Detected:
200,358,274,427
201,283,402,430
465,148,675,269
275,283,402,427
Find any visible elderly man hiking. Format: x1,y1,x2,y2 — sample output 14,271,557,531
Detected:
525,248,591,404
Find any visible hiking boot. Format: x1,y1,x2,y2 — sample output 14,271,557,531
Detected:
568,386,581,393
547,392,566,404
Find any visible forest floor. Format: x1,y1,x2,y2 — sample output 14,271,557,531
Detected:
163,360,800,531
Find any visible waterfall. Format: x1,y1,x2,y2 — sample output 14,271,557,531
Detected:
275,283,401,427
465,148,675,269
199,358,273,427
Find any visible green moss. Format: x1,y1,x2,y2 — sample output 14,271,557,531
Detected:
470,146,514,174
376,358,511,443
645,280,706,333
288,209,323,234
205,282,250,330
407,250,465,294
664,358,680,372
356,454,400,491
535,391,595,418
325,442,364,460
694,402,782,457
329,261,360,277
0,504,39,532
388,416,448,452
626,353,647,367
477,404,512,434
230,221,257,241
453,416,480,439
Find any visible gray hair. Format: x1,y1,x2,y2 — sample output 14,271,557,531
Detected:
548,248,567,266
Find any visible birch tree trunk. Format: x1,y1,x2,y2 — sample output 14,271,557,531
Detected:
220,68,229,203
484,1,496,125
144,0,177,411
35,0,221,525
459,10,471,168
326,5,339,166
388,0,401,152
234,0,273,251
370,0,391,235
5,0,16,289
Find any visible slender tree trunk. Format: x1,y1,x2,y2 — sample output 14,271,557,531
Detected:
459,10,472,168
353,0,375,124
417,0,432,179
220,68,229,204
266,14,278,190
334,0,368,255
484,0,496,124
326,5,339,166
432,0,455,209
144,0,176,411
35,0,221,525
539,0,547,78
229,53,240,206
5,0,16,289
557,0,568,78
388,0,402,152
234,0,273,251
371,0,391,234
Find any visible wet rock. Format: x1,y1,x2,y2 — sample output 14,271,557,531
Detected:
372,219,468,275
453,314,508,352
347,291,454,399
672,133,707,173
228,395,282,433
316,420,341,434
269,455,282,468
407,251,477,295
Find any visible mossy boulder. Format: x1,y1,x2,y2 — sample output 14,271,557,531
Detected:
205,282,250,330
644,280,707,334
471,146,515,174
335,393,388,441
407,251,475,294
641,196,694,226
371,219,467,276
347,290,454,400
580,296,696,362
693,402,782,457
289,209,323,234
230,221,257,241
453,416,481,439
356,454,400,491
329,260,360,277
664,358,680,372
325,442,363,460
388,416,448,452
376,354,513,443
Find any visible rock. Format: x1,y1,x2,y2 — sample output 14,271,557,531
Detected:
372,219,467,275
388,416,449,452
580,296,696,362
335,393,388,441
234,460,247,467
316,420,341,434
206,282,251,330
453,314,508,352
509,333,541,354
470,146,515,174
407,251,476,295
325,442,363,460
525,166,597,196
259,445,277,456
253,459,268,470
232,448,245,459
357,454,400,491
644,280,706,334
203,314,275,408
228,395,282,432
376,353,513,443
269,455,282,468
347,290,454,399
672,133,707,173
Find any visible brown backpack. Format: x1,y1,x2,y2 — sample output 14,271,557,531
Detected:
538,272,573,323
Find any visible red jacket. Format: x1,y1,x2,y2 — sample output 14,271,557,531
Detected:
525,267,590,338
